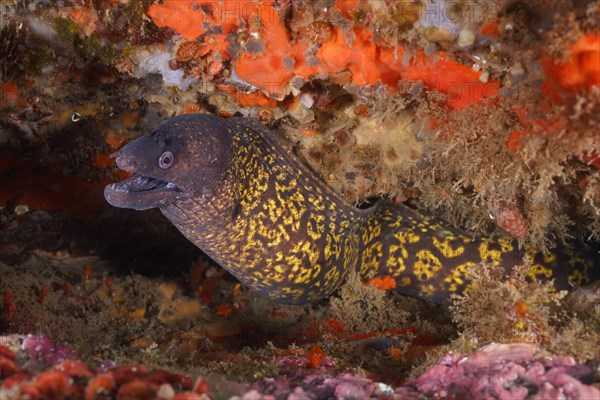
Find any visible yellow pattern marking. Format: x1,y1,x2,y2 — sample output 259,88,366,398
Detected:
414,249,442,281
528,263,553,279
479,240,502,264
433,236,465,258
444,262,477,292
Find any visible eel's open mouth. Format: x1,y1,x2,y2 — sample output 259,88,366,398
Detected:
110,174,179,193
104,174,183,210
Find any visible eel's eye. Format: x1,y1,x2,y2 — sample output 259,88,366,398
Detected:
158,151,174,169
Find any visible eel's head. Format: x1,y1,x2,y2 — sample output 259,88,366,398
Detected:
104,114,233,210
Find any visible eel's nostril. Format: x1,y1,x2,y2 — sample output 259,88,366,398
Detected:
115,153,138,171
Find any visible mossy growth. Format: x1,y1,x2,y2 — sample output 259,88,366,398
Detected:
330,271,410,333
79,34,119,64
549,281,600,362
412,259,599,376
53,17,78,42
548,308,600,363
450,259,566,345
0,261,208,372
203,350,278,383
449,260,600,363
54,15,118,64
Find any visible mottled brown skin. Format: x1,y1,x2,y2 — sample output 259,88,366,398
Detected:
104,114,598,305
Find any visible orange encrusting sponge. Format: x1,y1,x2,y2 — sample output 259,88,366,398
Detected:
146,0,497,109
508,35,599,156
541,34,600,103
318,27,498,109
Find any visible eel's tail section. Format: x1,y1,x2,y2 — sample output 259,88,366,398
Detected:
356,201,599,306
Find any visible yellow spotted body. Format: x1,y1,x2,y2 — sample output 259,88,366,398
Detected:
161,117,597,305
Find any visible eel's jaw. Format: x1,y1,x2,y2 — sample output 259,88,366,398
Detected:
104,174,183,210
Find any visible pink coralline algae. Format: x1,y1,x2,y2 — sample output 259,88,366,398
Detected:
21,335,80,365
0,336,202,399
231,372,394,400
2,336,599,399
396,343,599,400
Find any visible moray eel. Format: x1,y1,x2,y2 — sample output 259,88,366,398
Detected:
104,114,598,305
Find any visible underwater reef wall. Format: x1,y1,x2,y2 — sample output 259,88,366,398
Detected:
0,0,598,246
0,0,599,398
